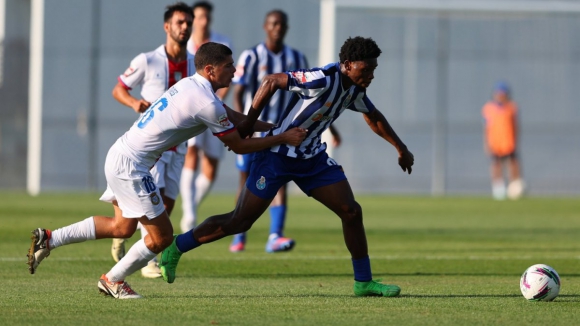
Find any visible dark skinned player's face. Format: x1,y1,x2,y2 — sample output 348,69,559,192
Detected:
344,58,377,89
264,13,288,43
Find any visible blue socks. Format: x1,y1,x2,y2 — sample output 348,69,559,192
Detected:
352,256,372,282
175,231,201,253
269,205,287,236
232,232,246,244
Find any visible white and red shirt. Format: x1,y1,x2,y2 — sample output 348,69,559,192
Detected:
113,73,236,168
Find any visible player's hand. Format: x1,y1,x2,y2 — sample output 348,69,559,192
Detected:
398,148,414,174
281,127,308,146
133,100,151,113
237,119,255,139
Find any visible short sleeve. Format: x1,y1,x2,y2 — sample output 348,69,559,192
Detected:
286,69,328,98
196,101,236,136
118,53,147,90
232,50,255,85
349,91,376,113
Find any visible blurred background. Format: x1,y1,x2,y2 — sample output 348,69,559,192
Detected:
1,0,579,196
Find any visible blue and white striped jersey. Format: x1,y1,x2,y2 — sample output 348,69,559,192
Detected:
232,43,308,124
269,62,376,159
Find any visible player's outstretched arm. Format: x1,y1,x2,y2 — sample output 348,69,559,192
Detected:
363,109,414,174
112,82,151,113
218,127,307,154
223,104,274,133
237,73,289,138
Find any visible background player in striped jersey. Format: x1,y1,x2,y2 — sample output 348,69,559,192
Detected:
180,1,234,233
108,2,194,278
229,9,341,253
482,81,524,200
160,37,415,297
27,42,308,299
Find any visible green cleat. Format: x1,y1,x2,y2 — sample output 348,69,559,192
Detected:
159,236,182,284
354,279,401,297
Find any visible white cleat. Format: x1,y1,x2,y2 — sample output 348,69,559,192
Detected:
111,238,126,263
98,274,143,299
27,228,51,274
141,261,162,278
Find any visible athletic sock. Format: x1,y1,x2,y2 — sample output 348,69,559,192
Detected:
269,205,287,237
139,222,157,264
492,180,506,200
175,231,201,253
194,173,213,205
49,216,96,249
232,233,246,244
180,168,197,232
352,256,372,282
106,239,156,282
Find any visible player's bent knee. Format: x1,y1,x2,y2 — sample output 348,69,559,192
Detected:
340,201,363,223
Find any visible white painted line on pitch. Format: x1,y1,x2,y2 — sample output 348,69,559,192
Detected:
2,255,579,262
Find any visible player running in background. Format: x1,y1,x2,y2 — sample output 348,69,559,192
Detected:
229,9,341,253
109,2,194,278
180,1,233,233
482,81,524,200
160,37,414,297
27,42,308,299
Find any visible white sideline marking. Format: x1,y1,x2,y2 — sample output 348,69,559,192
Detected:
2,255,579,262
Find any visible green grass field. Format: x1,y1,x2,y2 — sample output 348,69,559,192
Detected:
1,192,579,325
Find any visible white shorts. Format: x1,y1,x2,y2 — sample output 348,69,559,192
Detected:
150,150,185,200
99,146,165,219
187,128,224,159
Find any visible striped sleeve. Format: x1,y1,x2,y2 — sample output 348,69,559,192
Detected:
285,69,328,98
349,91,376,113
232,49,255,85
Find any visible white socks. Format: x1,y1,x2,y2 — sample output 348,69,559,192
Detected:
507,179,525,200
180,170,214,233
49,217,96,249
180,168,197,232
106,239,156,282
492,180,506,200
139,223,157,264
194,173,213,205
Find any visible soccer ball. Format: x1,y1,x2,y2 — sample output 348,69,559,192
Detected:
520,264,561,301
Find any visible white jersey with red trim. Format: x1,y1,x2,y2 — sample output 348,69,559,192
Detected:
112,73,236,168
119,45,196,102
187,32,232,55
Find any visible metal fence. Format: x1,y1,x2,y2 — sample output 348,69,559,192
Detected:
1,0,579,196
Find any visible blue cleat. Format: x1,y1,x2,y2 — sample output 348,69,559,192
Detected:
265,236,295,253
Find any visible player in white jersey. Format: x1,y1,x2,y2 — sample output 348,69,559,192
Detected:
108,3,194,278
229,10,341,253
160,37,415,298
180,1,234,233
27,42,307,299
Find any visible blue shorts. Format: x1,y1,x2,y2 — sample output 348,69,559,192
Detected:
236,153,254,173
246,150,347,199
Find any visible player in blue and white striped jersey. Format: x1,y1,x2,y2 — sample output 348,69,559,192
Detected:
229,10,341,253
161,37,414,297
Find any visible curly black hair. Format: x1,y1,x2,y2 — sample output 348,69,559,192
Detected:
338,37,382,62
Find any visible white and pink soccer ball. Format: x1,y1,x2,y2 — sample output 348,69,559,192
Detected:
520,264,561,301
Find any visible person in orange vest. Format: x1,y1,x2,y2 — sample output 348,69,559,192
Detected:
482,81,525,200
